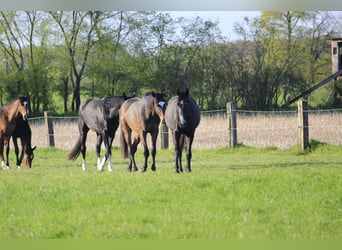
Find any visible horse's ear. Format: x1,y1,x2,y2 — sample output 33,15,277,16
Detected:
122,92,126,98
32,146,37,151
185,88,189,97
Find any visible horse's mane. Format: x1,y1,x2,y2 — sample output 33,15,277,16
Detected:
102,94,137,120
102,96,125,111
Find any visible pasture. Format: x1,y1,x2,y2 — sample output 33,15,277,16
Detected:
0,143,341,239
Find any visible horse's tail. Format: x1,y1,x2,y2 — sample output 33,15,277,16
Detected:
120,127,128,159
68,138,82,160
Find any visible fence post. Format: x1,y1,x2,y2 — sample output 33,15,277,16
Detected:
44,111,55,147
298,100,309,151
159,122,169,149
227,102,237,148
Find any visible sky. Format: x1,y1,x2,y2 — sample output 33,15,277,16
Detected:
169,11,261,40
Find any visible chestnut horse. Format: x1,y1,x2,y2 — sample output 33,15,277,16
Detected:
0,96,29,169
119,92,166,172
68,94,133,171
165,88,200,173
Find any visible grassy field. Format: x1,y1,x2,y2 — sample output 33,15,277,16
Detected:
0,142,342,239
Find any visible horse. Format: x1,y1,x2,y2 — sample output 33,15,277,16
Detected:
6,116,36,169
165,88,200,173
0,96,29,169
119,92,166,172
68,94,133,171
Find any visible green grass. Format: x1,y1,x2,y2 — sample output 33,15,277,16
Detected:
0,143,342,239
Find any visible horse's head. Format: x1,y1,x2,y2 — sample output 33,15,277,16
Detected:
177,87,192,127
23,146,36,168
17,95,29,121
150,92,167,121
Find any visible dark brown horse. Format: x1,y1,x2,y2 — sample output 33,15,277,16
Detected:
0,96,29,170
165,88,200,173
6,116,36,169
119,92,166,172
68,94,133,171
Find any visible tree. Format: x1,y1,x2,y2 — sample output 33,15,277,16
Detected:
49,11,101,111
0,11,26,99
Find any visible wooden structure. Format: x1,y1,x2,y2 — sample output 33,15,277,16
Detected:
44,111,55,147
331,38,342,75
284,37,342,108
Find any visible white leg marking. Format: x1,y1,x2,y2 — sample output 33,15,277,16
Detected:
82,159,87,171
97,157,101,170
107,155,113,172
98,156,106,171
2,161,9,170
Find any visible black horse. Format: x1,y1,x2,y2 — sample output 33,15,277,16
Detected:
165,88,200,173
9,116,36,168
68,94,133,171
119,92,166,172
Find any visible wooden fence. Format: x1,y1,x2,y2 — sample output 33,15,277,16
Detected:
34,99,341,151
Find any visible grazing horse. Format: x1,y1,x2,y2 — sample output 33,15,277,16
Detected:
68,94,132,171
165,88,200,173
8,116,36,169
119,92,166,172
0,96,29,169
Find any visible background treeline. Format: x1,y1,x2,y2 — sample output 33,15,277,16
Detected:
0,11,342,115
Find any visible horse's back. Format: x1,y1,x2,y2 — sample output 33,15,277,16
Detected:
120,98,142,126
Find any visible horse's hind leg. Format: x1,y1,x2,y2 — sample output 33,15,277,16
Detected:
96,133,103,169
98,134,113,172
130,134,140,172
150,130,158,171
106,135,115,172
80,127,89,171
140,132,149,172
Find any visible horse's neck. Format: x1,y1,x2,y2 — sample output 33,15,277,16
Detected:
4,102,20,122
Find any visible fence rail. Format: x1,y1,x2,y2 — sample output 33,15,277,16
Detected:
27,101,342,151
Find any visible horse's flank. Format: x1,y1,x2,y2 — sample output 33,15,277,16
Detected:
119,92,166,172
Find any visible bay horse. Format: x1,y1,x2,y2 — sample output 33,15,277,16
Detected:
0,96,29,170
119,92,166,172
68,94,133,171
6,116,36,169
165,88,200,173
